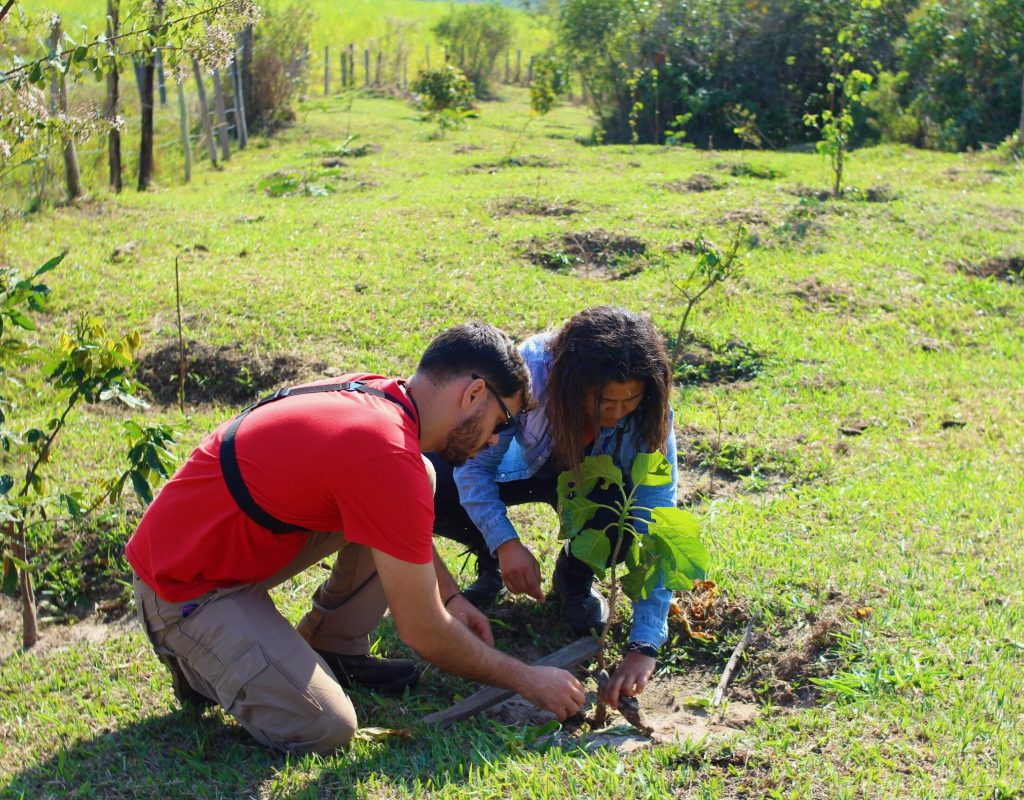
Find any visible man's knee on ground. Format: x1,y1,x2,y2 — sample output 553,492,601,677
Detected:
271,693,357,755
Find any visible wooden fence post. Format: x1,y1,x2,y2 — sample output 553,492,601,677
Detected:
176,78,191,182
425,44,430,69
192,60,218,167
231,58,248,149
505,49,510,83
527,55,535,85
340,50,347,88
375,50,382,86
324,46,330,95
49,18,81,200
515,49,522,83
348,44,355,87
212,68,231,161
364,48,370,87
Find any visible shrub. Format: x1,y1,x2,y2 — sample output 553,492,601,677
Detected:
250,1,313,130
432,2,513,98
412,64,476,116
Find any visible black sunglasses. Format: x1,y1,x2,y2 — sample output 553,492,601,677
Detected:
472,373,517,434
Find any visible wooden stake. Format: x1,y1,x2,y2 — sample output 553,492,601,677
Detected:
711,616,757,708
105,0,122,192
212,68,231,161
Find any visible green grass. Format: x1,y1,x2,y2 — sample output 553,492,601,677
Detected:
1,81,1023,799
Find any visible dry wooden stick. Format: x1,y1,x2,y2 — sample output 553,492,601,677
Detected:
711,615,757,708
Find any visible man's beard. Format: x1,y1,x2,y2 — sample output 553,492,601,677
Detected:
437,406,488,467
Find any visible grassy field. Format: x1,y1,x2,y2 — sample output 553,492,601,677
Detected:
1,74,1023,799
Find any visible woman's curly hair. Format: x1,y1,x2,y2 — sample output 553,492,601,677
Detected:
545,306,672,471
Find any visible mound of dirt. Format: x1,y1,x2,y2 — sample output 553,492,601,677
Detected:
664,174,724,193
135,341,323,406
468,155,563,173
491,196,580,217
526,230,647,280
952,255,1024,283
786,277,854,312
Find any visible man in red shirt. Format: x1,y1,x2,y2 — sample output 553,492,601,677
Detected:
127,323,585,754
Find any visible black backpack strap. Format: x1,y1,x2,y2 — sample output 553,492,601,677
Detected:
220,381,415,534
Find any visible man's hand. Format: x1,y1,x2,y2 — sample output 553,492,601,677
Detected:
520,665,586,721
600,652,655,708
496,539,543,601
445,593,494,646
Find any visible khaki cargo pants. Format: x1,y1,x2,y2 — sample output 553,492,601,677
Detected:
133,456,435,755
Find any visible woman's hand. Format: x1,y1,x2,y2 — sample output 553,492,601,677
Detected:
600,651,655,708
445,593,494,646
496,539,544,601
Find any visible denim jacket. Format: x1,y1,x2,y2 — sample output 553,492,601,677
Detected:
454,333,678,648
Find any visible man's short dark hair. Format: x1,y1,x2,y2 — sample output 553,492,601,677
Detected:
418,323,531,406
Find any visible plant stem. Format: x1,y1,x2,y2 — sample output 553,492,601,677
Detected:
175,254,186,413
19,392,78,498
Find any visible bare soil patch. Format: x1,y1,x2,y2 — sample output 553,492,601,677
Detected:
467,155,563,173
135,340,325,406
0,595,135,663
718,162,783,180
675,424,798,504
786,277,855,312
674,337,766,385
490,196,580,218
526,230,647,280
663,174,724,193
952,255,1024,283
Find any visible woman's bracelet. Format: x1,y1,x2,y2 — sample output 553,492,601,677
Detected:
443,591,462,608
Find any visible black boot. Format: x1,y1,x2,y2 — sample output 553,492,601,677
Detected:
315,651,420,693
461,549,504,609
552,549,608,637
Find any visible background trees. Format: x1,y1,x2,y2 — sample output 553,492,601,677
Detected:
549,0,1022,151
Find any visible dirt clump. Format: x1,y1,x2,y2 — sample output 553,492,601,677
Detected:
786,277,854,312
664,174,724,193
135,341,324,406
526,230,647,280
468,155,563,173
952,255,1024,283
674,337,766,386
491,196,580,218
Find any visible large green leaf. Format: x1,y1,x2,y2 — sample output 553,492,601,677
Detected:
559,492,599,539
630,451,673,488
556,454,623,502
570,528,610,575
648,506,709,590
621,551,660,602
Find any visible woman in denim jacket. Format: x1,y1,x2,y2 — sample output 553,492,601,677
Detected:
431,306,677,708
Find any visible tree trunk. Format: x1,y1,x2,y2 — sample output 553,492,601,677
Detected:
49,19,82,201
137,56,155,190
238,26,254,131
19,565,37,650
105,0,122,192
192,60,218,166
211,68,231,162
1018,67,1023,146
176,79,191,182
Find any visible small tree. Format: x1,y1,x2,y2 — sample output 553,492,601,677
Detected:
803,52,873,199
557,451,709,726
664,227,746,368
411,64,475,135
506,55,567,160
0,254,176,649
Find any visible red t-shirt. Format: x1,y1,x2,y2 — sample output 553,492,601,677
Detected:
126,375,433,601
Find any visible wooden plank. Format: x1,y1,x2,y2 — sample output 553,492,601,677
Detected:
421,637,601,729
